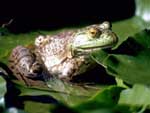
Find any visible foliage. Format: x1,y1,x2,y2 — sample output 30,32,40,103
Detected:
0,0,150,113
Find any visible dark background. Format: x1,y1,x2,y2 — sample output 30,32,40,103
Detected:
0,0,135,33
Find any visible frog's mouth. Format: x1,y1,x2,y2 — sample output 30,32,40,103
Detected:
71,30,118,56
73,44,112,56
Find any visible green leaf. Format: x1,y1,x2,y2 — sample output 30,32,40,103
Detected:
1,0,150,113
90,86,123,105
119,84,150,106
0,71,7,109
24,101,54,113
70,86,130,113
112,0,150,48
12,79,99,106
93,30,150,85
119,84,150,112
112,17,143,47
91,0,150,85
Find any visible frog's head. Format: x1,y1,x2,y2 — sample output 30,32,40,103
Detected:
71,21,118,56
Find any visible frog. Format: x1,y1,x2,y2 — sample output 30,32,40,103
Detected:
8,21,118,85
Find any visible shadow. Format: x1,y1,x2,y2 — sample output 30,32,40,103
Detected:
71,64,116,85
105,37,145,56
0,0,135,33
51,104,77,113
5,81,59,109
0,62,58,109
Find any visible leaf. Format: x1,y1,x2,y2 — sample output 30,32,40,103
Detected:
90,86,123,105
12,79,99,106
112,0,150,48
92,0,150,85
68,86,130,113
24,101,54,113
0,70,7,109
1,0,150,113
112,17,143,47
93,30,150,85
119,84,150,112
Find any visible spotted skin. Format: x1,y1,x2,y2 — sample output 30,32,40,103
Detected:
9,21,118,84
35,22,117,80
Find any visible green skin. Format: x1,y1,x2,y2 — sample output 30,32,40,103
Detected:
71,29,117,55
9,21,118,83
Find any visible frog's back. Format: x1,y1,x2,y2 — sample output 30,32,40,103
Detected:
35,31,74,69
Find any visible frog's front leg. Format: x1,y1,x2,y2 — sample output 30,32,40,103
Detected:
60,61,76,81
50,58,78,81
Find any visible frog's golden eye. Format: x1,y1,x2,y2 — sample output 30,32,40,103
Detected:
89,28,96,34
88,27,101,38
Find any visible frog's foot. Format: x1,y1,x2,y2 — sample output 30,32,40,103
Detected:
59,60,79,81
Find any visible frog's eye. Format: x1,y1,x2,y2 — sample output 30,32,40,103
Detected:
88,27,101,38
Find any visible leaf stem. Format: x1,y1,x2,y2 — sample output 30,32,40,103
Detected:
137,104,147,113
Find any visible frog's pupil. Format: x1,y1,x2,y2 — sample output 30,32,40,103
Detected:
89,29,96,36
91,31,96,34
